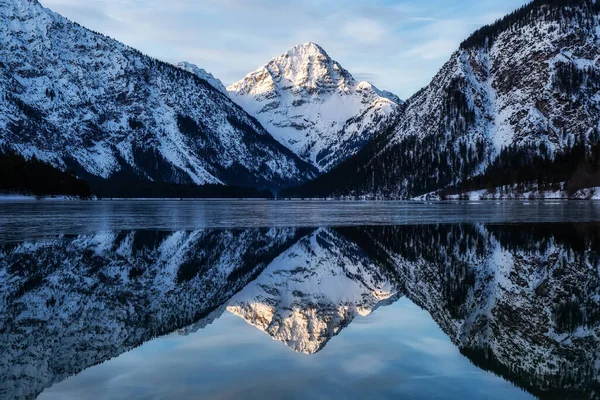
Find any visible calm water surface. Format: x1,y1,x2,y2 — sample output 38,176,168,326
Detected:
1,200,599,399
1,199,599,241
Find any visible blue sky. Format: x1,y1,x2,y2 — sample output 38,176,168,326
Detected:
40,0,530,99
40,298,532,399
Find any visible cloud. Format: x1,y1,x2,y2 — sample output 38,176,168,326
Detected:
405,38,458,61
409,17,438,22
341,18,388,44
341,354,387,376
39,0,531,99
353,72,380,82
404,337,458,357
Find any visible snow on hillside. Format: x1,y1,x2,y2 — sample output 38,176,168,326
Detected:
285,1,600,199
176,61,228,95
0,0,315,190
228,42,402,171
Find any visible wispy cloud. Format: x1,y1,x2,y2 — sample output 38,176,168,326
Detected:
40,0,530,99
341,18,389,44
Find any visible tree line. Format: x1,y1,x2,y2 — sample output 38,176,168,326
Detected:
0,150,92,198
460,0,600,50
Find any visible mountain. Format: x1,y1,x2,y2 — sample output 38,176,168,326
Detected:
176,61,228,95
284,0,600,199
0,0,316,196
227,228,400,354
227,42,402,172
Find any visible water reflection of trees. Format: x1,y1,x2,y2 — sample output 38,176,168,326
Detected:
1,224,600,399
339,223,600,400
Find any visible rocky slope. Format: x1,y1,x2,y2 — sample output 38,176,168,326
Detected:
176,61,228,95
228,42,402,172
285,0,600,199
0,0,316,194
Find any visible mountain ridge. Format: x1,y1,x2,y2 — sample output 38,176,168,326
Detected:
176,61,229,95
5,0,600,198
227,42,403,172
283,0,600,199
0,0,317,196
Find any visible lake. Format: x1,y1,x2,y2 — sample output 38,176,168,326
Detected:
1,200,599,399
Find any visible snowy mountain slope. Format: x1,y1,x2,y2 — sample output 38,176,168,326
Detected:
176,61,228,95
286,0,600,199
0,0,316,192
227,43,402,172
0,228,305,400
227,228,401,354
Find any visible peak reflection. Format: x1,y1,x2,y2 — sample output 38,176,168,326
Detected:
1,224,599,399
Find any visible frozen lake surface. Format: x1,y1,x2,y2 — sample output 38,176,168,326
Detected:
1,199,599,242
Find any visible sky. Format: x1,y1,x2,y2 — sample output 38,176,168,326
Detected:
40,0,530,99
40,298,532,399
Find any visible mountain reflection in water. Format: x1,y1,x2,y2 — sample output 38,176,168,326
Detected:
1,224,599,399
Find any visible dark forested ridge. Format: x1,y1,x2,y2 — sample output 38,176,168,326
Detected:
89,178,274,199
441,136,600,198
0,150,92,198
460,0,600,50
282,128,600,200
0,150,274,199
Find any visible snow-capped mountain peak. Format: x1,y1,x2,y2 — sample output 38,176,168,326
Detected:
176,61,228,95
376,89,403,105
256,42,352,94
285,0,600,199
227,43,402,171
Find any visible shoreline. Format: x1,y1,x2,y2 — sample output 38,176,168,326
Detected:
2,195,600,202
